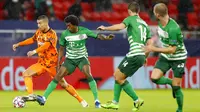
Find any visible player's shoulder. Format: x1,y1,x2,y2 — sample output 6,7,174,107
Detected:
79,26,90,31
49,28,57,35
169,18,180,29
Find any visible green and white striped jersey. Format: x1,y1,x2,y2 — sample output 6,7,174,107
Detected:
157,18,187,60
59,26,97,59
123,15,151,57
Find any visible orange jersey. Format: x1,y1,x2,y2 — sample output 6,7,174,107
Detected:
32,28,58,68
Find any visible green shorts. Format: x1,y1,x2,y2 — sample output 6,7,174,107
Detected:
62,57,90,74
118,55,146,77
154,56,186,78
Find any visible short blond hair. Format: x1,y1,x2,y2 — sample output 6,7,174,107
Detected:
154,3,168,17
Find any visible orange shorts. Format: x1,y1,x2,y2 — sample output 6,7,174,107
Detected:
28,63,56,78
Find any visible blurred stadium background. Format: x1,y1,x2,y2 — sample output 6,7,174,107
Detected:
0,0,200,112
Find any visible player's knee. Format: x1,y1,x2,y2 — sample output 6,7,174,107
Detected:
172,86,181,92
114,75,123,84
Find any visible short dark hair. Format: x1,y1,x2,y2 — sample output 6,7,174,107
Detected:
154,3,168,17
37,15,49,22
64,15,79,26
128,2,140,13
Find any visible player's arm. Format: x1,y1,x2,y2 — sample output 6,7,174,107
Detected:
13,31,38,51
57,46,65,67
97,34,115,40
57,32,67,67
85,28,115,40
13,37,36,51
146,45,177,54
97,23,126,31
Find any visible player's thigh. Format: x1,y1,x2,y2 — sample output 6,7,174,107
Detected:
153,56,171,79
171,59,186,78
45,67,57,78
54,66,68,81
118,55,145,77
23,63,45,77
62,58,76,75
78,57,90,72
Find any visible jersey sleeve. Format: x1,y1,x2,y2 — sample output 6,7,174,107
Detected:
169,28,178,46
122,17,130,27
85,28,98,39
59,32,66,46
32,30,38,41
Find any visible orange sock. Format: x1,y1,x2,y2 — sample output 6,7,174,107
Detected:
24,76,33,94
65,84,83,102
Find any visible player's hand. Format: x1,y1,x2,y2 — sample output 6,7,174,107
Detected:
143,45,153,53
27,50,36,57
12,43,19,51
106,34,115,40
97,25,106,31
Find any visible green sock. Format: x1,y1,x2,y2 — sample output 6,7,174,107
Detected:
88,77,98,100
152,76,172,85
113,81,122,103
121,80,138,101
173,86,183,111
43,79,58,99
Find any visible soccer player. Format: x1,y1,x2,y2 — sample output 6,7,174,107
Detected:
144,3,187,112
36,15,115,108
97,2,152,111
12,15,88,107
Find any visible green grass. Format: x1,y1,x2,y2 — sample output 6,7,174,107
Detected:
0,89,200,112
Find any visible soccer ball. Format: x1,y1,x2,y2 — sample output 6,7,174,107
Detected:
13,96,25,108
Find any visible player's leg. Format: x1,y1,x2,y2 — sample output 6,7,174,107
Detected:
22,63,45,102
58,78,88,107
36,66,69,105
78,57,100,108
151,56,172,86
101,56,145,111
171,60,186,112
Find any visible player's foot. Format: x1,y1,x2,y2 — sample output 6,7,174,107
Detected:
80,100,89,107
36,95,46,106
95,100,101,108
132,98,144,112
21,94,37,102
101,101,119,110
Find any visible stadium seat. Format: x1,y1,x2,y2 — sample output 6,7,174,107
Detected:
121,12,128,19
193,5,200,15
62,1,71,12
53,2,63,11
168,3,178,18
25,10,34,20
192,0,200,5
139,12,151,24
83,11,91,20
54,10,64,21
0,10,4,20
81,2,93,12
100,12,111,22
171,0,180,5
112,4,121,12
187,13,199,29
120,3,128,12
90,12,101,21
110,12,123,21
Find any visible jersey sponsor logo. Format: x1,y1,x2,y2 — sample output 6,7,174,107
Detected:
65,34,87,41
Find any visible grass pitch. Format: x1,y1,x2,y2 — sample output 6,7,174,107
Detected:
0,89,200,112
